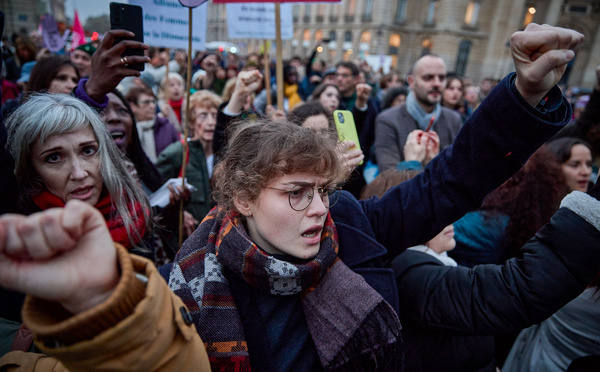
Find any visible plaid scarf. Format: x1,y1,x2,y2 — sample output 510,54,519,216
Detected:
169,207,403,371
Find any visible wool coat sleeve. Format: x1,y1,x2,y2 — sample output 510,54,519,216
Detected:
374,106,406,172
155,141,184,182
361,73,571,257
391,191,600,335
0,245,210,372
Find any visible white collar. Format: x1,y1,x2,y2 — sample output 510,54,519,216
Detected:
407,245,458,267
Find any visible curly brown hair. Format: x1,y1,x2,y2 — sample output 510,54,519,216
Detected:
213,119,349,213
481,145,567,259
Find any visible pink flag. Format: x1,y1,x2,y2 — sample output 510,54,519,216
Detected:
70,10,86,51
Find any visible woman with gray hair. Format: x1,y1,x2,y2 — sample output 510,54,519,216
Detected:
5,93,151,250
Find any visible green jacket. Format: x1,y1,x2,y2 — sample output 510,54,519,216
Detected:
155,140,212,222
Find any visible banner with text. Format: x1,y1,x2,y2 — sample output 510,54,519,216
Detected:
129,0,206,50
226,3,293,40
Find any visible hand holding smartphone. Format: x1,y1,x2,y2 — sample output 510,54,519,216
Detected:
333,110,363,166
110,2,145,71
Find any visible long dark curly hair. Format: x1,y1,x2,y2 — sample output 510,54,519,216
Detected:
480,145,567,259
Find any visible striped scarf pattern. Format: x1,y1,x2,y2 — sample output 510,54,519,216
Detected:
169,206,403,371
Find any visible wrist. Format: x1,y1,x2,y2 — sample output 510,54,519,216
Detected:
227,92,246,114
514,76,546,107
23,244,146,347
83,79,105,104
404,154,423,162
60,272,119,315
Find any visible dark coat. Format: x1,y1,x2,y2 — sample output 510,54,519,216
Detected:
331,73,571,313
391,201,600,372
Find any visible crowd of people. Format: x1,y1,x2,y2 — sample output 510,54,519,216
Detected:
1,14,600,372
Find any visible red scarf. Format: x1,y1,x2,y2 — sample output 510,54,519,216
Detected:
31,190,146,249
169,98,184,123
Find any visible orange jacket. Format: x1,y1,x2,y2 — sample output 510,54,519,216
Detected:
0,245,210,372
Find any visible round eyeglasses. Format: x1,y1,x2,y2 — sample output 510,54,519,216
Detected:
266,184,342,211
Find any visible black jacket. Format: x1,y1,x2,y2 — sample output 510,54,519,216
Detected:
392,191,600,371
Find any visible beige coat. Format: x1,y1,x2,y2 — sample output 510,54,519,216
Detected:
0,245,210,372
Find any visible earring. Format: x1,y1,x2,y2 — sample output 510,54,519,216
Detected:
246,212,252,217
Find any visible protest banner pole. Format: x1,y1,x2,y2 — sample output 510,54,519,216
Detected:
165,48,171,77
264,40,272,106
179,6,194,248
275,2,284,111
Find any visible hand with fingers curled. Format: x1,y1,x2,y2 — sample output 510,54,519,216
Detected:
84,29,150,103
337,140,365,174
227,70,264,114
168,184,191,207
0,200,119,315
511,23,584,106
423,131,440,165
183,211,199,237
266,105,286,121
355,83,372,110
404,130,440,164
404,130,427,163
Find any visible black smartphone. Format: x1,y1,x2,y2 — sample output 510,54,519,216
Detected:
110,2,144,71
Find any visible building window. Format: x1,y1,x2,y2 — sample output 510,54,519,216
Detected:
425,0,439,25
330,3,341,22
363,0,374,21
388,33,401,55
303,4,312,22
303,30,312,48
316,4,326,22
345,0,356,21
421,38,433,55
303,30,311,41
464,1,480,27
293,4,300,22
395,0,407,23
345,31,353,42
523,6,536,27
455,40,471,76
361,31,371,43
347,0,356,17
330,30,337,41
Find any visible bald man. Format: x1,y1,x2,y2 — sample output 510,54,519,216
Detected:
375,54,462,172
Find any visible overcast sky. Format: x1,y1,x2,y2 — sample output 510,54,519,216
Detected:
64,0,112,22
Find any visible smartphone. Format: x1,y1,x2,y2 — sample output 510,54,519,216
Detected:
110,2,144,71
333,110,363,165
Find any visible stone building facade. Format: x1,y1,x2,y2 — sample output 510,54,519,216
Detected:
1,0,65,37
207,0,600,88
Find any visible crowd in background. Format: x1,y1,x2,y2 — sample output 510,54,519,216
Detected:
1,18,600,372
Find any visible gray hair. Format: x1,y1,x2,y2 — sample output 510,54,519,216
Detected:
6,93,151,246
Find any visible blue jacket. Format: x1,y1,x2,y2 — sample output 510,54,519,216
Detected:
330,72,570,314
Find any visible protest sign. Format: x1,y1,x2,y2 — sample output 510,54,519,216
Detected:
128,0,206,50
226,3,292,40
41,14,70,53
